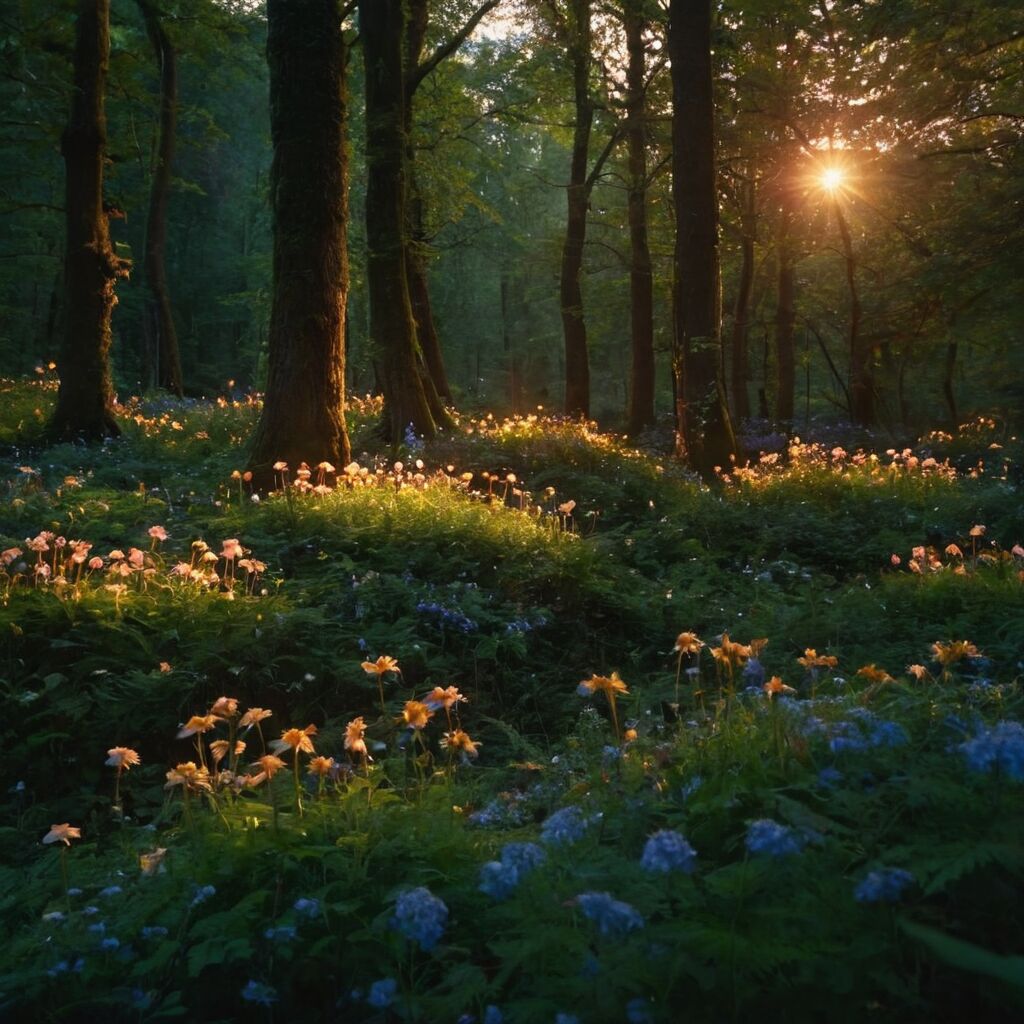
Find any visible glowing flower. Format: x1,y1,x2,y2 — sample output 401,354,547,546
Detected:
270,725,317,755
250,754,286,784
221,538,244,560
164,762,212,791
361,655,400,677
148,525,169,542
344,716,368,757
307,756,335,777
906,664,931,682
209,696,239,718
105,747,140,769
240,707,273,728
969,524,986,537
176,715,220,739
43,823,82,846
443,729,481,759
401,700,434,730
577,672,629,698
424,685,466,711
763,676,796,699
673,632,704,655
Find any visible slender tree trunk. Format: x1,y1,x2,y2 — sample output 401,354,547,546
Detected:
623,1,654,435
561,0,593,418
833,198,870,424
361,0,437,441
49,0,125,441
729,178,755,422
248,0,351,481
668,0,736,474
942,340,958,429
775,201,796,424
137,0,182,396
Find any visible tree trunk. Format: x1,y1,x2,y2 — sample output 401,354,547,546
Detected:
623,1,655,435
942,339,958,429
834,198,870,424
137,0,183,397
775,201,796,424
668,0,737,474
248,0,351,481
561,0,593,418
360,0,437,442
729,177,755,423
49,0,125,442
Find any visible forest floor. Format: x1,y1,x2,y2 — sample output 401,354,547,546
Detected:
1,372,1023,1022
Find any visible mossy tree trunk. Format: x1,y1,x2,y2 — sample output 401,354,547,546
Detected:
248,0,352,482
137,0,183,397
669,0,738,474
729,176,756,423
48,0,126,442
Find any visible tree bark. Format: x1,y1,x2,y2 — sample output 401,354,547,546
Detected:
560,0,593,418
623,0,655,435
360,0,437,442
248,0,351,481
48,0,125,442
775,200,796,424
137,0,183,397
668,0,737,474
729,177,755,423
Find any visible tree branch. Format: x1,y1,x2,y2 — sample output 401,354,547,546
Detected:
409,0,501,92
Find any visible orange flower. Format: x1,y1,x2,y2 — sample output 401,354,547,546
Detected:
344,716,368,757
139,848,168,876
401,700,433,730
443,729,481,759
307,756,336,778
855,664,895,686
250,754,286,784
710,633,751,670
577,672,629,697
209,696,239,718
209,739,246,765
906,664,931,682
673,632,704,655
164,762,212,791
105,747,141,769
176,714,220,739
931,640,980,666
796,649,838,671
361,655,400,677
763,676,796,699
240,707,273,728
270,725,318,755
43,823,81,846
424,685,466,711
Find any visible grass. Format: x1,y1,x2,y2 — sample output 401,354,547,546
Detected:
0,377,1022,1022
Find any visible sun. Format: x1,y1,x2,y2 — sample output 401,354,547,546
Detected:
820,167,846,192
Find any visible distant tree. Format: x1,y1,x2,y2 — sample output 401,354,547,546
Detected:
668,0,736,472
248,0,352,480
136,0,183,396
48,0,128,441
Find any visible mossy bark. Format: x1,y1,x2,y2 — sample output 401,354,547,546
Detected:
248,0,351,483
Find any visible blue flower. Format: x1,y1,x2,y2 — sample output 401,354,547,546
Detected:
576,892,645,936
140,926,168,940
264,925,297,941
241,980,278,1006
391,886,448,951
854,867,915,903
100,937,120,952
483,1006,504,1024
99,885,123,898
641,830,697,874
42,910,65,923
541,805,596,846
293,897,320,918
680,775,703,800
555,1013,580,1024
367,977,398,1008
626,997,655,1024
190,884,216,908
817,767,844,789
745,819,805,858
870,721,908,748
960,721,1024,780
479,842,547,900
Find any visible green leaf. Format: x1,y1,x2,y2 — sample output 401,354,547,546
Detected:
898,918,1024,990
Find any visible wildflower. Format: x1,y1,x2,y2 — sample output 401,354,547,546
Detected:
240,707,272,728
367,978,398,1008
855,664,895,686
344,716,369,760
250,754,286,785
483,1007,504,1024
969,524,986,537
176,715,220,739
640,830,697,874
293,897,320,918
479,842,546,900
797,649,838,672
401,700,434,730
106,747,140,769
190,884,216,907
100,937,120,952
541,805,596,846
674,632,704,655
745,819,805,857
959,721,1024,781
158,661,172,673
140,926,168,940
577,672,629,739
854,867,915,903
443,729,481,760
576,892,645,936
147,525,169,542
932,640,980,667
307,755,335,777
763,676,796,699
424,685,467,712
362,654,400,677
241,980,278,1006
221,538,244,560
42,910,66,922
164,762,212,792
209,696,239,718
99,885,123,898
270,725,317,755
626,998,655,1024
711,633,751,675
209,739,245,765
43,824,82,846
139,848,168,877
906,664,931,682
390,886,448,951
264,925,297,942
870,721,908,748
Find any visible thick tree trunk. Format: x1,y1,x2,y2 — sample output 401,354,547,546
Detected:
361,0,437,442
834,199,870,425
623,1,655,435
729,179,755,423
775,202,796,424
49,0,125,442
668,0,737,474
561,0,593,418
137,0,183,397
248,0,351,481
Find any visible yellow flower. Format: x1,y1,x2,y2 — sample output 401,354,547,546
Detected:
307,756,336,778
139,848,168,876
401,700,434,730
344,716,368,757
240,707,273,728
176,714,220,739
673,632,704,655
43,823,81,846
443,729,480,759
164,762,212,791
361,655,400,677
577,672,629,697
105,747,141,769
270,725,318,755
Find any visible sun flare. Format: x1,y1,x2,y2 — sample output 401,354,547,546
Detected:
820,166,846,192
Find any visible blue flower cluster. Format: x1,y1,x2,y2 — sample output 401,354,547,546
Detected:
626,997,655,1024
828,709,908,754
189,884,216,908
415,599,478,633
479,842,547,900
540,805,598,846
960,720,1024,780
745,819,806,858
403,422,425,453
391,886,448,951
293,897,320,918
241,980,278,1006
854,867,915,903
640,830,697,874
264,925,297,942
467,793,529,828
367,977,398,1008
576,892,645,936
